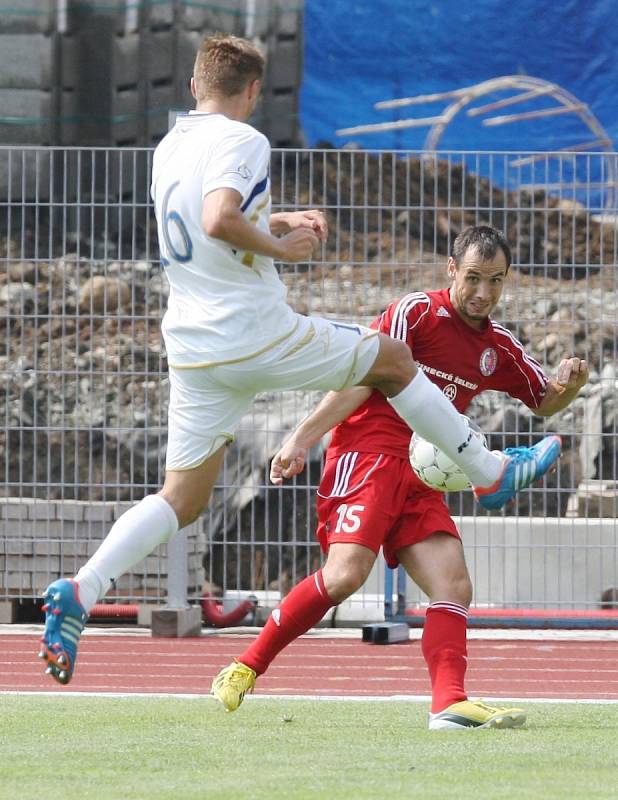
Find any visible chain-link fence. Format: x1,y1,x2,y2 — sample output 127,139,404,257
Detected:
1,146,617,615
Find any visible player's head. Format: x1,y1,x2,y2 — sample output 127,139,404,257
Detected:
447,225,511,328
192,34,265,116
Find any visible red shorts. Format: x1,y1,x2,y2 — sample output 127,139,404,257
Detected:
316,452,460,568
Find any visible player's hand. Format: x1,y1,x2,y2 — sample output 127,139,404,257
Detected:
556,357,589,390
276,228,320,263
286,209,329,243
270,442,308,485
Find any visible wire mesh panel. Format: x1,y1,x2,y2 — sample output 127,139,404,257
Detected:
1,146,617,615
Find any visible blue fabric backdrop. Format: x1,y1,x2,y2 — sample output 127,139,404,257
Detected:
300,0,618,154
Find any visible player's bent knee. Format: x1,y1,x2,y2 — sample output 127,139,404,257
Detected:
362,336,417,393
437,574,472,607
323,564,370,603
460,577,473,607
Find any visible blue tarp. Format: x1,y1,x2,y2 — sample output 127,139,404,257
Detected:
300,0,618,154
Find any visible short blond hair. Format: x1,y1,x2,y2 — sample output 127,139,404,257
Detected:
193,34,265,101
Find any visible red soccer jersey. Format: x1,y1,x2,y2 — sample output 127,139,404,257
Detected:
328,287,549,460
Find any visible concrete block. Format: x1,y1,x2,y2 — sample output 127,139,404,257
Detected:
254,92,299,146
178,0,243,34
267,41,301,90
58,88,79,145
81,525,107,545
175,29,200,105
0,600,18,623
0,145,55,195
273,2,304,36
0,1,57,34
60,36,79,90
0,520,26,539
575,480,618,518
1,500,31,520
362,622,410,644
3,573,33,591
70,1,140,35
26,500,58,521
0,521,32,538
74,25,142,145
247,5,273,38
85,540,105,558
137,604,158,626
58,541,91,558
104,87,142,144
109,33,140,87
34,540,61,556
5,555,37,571
453,516,618,608
146,84,176,143
0,34,55,90
83,502,115,522
146,1,174,30
145,31,174,82
0,90,56,145
55,502,85,522
5,540,34,556
151,606,202,638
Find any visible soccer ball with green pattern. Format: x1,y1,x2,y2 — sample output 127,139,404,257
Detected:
409,417,487,492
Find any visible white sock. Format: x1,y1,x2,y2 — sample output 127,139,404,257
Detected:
388,370,502,488
74,494,179,613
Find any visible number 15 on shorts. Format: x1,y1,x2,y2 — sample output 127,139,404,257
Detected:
334,504,365,533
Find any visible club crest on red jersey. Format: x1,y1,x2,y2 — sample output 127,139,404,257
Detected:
480,347,498,376
443,383,457,401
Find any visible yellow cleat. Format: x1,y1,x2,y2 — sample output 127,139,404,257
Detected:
211,661,257,712
428,699,526,730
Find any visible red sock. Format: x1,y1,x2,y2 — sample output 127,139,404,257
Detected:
422,601,469,713
238,570,335,676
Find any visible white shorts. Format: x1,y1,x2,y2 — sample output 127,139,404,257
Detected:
165,314,379,470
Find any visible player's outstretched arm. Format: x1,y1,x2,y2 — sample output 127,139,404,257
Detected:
202,189,320,263
270,210,328,242
534,357,589,416
270,386,372,484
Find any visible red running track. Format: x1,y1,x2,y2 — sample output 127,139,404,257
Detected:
3,632,618,700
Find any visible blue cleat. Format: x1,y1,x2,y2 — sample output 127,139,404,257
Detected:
474,435,561,511
38,579,87,685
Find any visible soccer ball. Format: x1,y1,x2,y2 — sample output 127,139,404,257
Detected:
409,416,487,492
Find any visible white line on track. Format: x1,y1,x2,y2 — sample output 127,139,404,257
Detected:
2,690,618,704
4,624,618,642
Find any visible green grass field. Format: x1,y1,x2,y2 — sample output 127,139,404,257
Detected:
2,695,618,799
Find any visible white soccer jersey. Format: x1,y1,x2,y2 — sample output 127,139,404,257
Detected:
151,111,297,367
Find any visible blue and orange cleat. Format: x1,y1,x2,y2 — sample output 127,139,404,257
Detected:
38,579,87,685
474,435,562,511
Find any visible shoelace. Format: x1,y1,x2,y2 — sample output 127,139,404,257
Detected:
473,700,501,713
224,667,253,687
503,446,537,463
503,446,541,488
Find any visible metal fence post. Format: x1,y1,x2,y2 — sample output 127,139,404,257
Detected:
150,109,202,636
166,528,190,609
